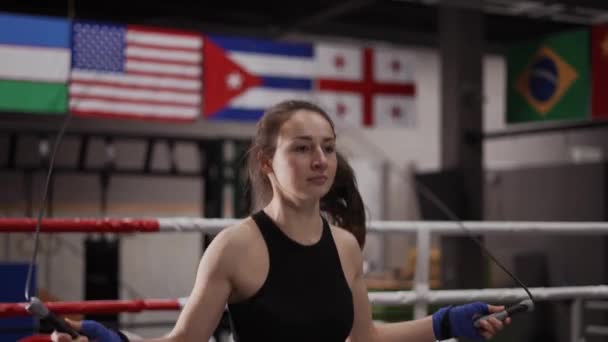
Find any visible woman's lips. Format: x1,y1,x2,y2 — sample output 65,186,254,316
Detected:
307,176,328,185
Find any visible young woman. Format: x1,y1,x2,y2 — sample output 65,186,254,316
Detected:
53,100,509,342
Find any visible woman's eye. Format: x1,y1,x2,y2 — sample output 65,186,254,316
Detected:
324,145,336,153
295,145,310,152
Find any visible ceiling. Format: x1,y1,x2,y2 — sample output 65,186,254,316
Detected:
2,0,608,50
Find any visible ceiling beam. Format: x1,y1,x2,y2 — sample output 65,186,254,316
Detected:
286,22,507,53
279,0,377,37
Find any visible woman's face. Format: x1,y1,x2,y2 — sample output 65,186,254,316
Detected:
267,110,337,202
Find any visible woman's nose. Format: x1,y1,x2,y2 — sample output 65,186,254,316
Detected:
312,148,328,170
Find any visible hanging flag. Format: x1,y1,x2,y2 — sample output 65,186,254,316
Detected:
0,12,70,114
372,48,417,128
314,44,364,127
204,35,315,121
70,21,202,122
315,43,416,127
592,25,608,119
507,30,589,123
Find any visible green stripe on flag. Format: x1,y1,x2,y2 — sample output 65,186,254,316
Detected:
0,79,67,113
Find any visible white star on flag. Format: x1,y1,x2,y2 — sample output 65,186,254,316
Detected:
226,72,243,90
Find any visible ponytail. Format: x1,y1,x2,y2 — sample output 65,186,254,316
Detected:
320,152,366,249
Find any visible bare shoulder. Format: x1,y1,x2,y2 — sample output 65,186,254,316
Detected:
201,217,261,273
330,225,361,252
329,225,364,269
211,217,260,256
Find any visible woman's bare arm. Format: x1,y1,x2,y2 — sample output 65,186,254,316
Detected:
345,231,505,342
163,227,236,342
53,227,238,342
345,233,435,342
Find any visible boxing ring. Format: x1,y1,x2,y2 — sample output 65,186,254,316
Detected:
2,218,608,342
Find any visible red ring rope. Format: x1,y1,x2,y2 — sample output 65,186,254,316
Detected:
0,219,159,233
0,299,180,318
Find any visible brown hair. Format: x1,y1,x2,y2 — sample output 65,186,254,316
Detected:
246,100,366,248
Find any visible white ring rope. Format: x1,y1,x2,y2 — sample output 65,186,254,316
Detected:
157,218,608,234
367,286,608,305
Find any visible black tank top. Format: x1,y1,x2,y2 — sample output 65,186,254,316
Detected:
227,210,354,341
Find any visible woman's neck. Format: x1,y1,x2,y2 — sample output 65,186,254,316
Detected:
264,196,323,244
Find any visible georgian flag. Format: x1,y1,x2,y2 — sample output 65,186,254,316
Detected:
315,44,363,127
315,43,416,128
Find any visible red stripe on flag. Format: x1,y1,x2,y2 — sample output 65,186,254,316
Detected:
126,69,200,81
374,83,415,95
126,56,201,66
70,95,199,108
70,79,200,94
363,48,373,126
592,25,608,119
316,81,414,95
72,110,197,123
127,42,200,53
317,79,364,92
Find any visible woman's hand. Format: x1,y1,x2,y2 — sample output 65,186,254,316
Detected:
50,319,124,342
51,319,87,342
433,302,511,341
477,304,511,340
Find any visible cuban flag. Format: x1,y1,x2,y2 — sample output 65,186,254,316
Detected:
315,43,416,128
204,35,314,121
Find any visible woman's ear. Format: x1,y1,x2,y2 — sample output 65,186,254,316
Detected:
258,152,273,174
261,160,273,173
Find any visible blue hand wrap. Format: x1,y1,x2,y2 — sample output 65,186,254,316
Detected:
81,320,129,342
432,302,489,341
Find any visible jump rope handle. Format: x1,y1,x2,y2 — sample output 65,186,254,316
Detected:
473,299,534,328
26,297,80,339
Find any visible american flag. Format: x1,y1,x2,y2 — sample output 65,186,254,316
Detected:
70,22,203,121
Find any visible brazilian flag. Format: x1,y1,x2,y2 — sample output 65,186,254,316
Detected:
507,30,589,123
